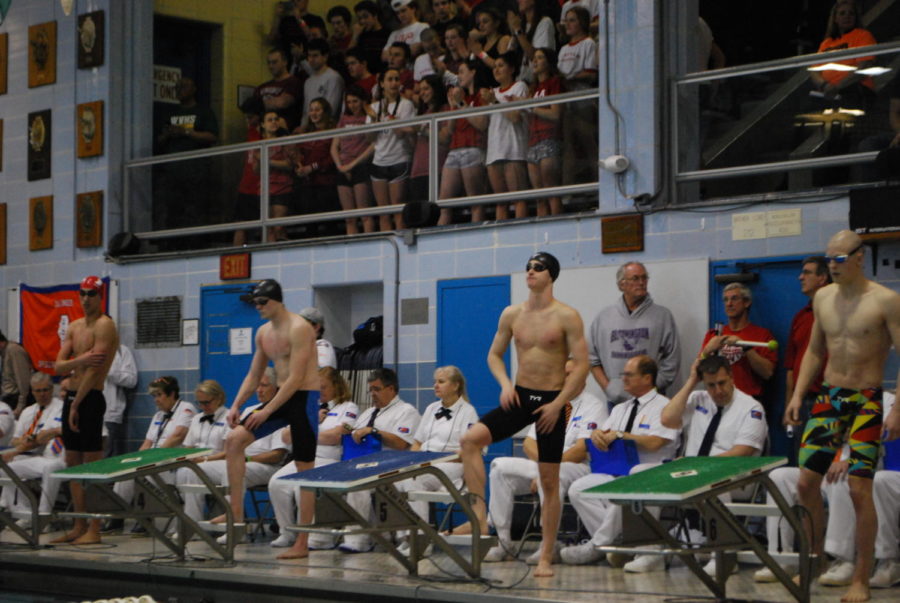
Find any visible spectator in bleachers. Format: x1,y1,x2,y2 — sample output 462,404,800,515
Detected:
293,98,339,232
857,75,900,181
438,58,489,224
332,86,376,234
527,47,563,216
383,0,429,62
254,110,296,242
483,51,529,220
368,68,417,231
430,0,467,39
387,42,417,98
413,28,457,87
267,0,324,56
327,5,354,52
345,49,378,99
302,39,344,125
469,6,511,79
558,0,599,41
558,6,597,186
410,74,449,202
507,0,556,84
256,48,304,130
233,97,265,247
441,22,469,77
810,0,876,110
351,1,391,74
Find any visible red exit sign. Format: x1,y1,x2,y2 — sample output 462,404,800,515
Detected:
220,253,251,280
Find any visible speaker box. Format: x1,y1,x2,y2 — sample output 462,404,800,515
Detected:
849,186,900,236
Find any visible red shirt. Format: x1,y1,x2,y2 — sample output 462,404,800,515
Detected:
238,126,262,195
701,323,777,399
450,94,486,150
529,76,563,146
295,135,336,187
785,303,826,394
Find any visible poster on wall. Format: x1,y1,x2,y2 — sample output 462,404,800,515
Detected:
76,190,103,247
0,203,6,265
27,110,51,180
0,32,8,95
19,277,111,373
28,21,57,88
29,195,53,251
77,10,104,69
76,100,103,158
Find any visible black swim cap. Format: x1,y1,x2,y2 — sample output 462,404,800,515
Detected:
529,251,560,281
251,279,283,303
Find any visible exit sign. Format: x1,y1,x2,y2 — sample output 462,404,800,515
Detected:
220,253,251,280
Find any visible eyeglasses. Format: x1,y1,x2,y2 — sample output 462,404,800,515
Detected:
368,385,384,393
32,387,52,393
196,397,214,405
526,262,548,273
619,371,639,378
253,298,270,306
622,275,649,283
825,244,862,264
79,289,99,297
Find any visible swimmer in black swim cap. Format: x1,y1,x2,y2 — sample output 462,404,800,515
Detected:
251,279,283,303
527,252,560,282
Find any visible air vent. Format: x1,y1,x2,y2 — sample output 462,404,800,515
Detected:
136,296,182,348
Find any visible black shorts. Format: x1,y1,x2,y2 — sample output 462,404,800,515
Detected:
241,390,320,463
338,162,371,186
234,192,261,222
61,389,106,453
370,162,410,183
479,385,566,463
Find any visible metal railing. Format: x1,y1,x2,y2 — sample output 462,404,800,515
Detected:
124,88,601,244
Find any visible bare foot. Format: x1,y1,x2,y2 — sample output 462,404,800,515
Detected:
49,529,85,544
534,561,555,577
72,531,102,545
277,546,310,560
840,582,870,602
794,555,827,586
209,514,242,525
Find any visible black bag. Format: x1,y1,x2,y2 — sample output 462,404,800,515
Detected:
353,315,383,348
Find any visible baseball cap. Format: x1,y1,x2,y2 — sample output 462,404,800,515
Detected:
392,0,413,10
299,307,325,326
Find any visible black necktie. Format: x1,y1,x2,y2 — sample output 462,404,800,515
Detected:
367,407,380,427
320,402,329,411
697,406,723,457
434,407,452,420
623,399,640,433
200,414,214,424
162,411,173,421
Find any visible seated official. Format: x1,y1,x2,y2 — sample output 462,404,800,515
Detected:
872,390,900,589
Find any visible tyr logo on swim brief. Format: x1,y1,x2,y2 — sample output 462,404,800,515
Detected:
530,395,541,401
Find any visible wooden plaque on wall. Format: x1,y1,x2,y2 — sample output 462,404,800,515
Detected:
76,191,103,247
76,101,103,158
28,110,52,181
0,119,3,172
0,203,6,265
601,214,645,253
30,196,53,251
28,21,57,88
77,11,104,69
0,33,8,95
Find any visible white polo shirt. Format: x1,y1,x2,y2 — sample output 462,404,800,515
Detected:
144,400,197,448
183,405,229,453
319,400,360,460
354,396,421,446
526,391,609,456
602,389,680,465
681,388,767,457
414,398,478,453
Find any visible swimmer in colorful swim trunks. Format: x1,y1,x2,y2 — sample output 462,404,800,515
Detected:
458,251,590,578
785,230,900,603
222,279,320,557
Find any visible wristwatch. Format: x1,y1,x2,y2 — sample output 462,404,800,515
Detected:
615,431,625,440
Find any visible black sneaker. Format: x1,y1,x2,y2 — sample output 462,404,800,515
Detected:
101,518,125,533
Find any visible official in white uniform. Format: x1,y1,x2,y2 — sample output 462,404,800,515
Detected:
484,361,607,563
561,356,679,565
299,307,337,369
873,391,900,588
0,372,65,522
269,367,360,555
102,344,138,457
0,399,16,447
340,368,421,553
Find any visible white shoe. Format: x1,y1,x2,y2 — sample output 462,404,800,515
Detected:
818,559,855,586
270,534,294,548
15,518,32,529
703,557,738,577
525,541,562,565
217,531,245,545
624,554,665,573
483,543,513,562
338,540,373,553
397,539,433,557
308,537,336,550
870,559,900,589
753,564,798,582
560,541,604,565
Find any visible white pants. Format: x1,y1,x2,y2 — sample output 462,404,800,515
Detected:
268,457,336,545
173,460,280,522
393,461,465,524
873,470,900,560
0,456,65,514
765,466,854,561
488,457,589,544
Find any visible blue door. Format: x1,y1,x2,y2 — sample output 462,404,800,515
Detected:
709,256,807,458
436,276,510,459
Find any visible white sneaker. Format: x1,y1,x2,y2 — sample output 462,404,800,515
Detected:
483,543,513,562
15,518,32,529
753,564,798,582
217,531,245,545
525,541,562,565
560,541,604,565
308,536,336,550
870,559,900,589
338,540,373,553
397,540,434,557
623,554,665,573
270,534,294,548
818,559,855,586
703,557,738,577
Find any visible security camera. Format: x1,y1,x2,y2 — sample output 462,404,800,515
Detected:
600,155,630,174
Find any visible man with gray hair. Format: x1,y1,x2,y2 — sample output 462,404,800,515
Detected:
587,261,680,404
299,307,337,369
701,282,776,402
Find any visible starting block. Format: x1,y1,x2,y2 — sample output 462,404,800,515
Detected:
52,447,236,561
279,450,495,577
583,456,811,603
0,456,51,547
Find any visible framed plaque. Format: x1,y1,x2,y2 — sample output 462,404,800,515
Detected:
28,21,57,88
29,196,54,251
76,191,103,248
0,119,3,172
76,101,103,158
0,33,8,95
77,11,104,69
0,203,6,265
601,214,644,254
28,110,51,181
